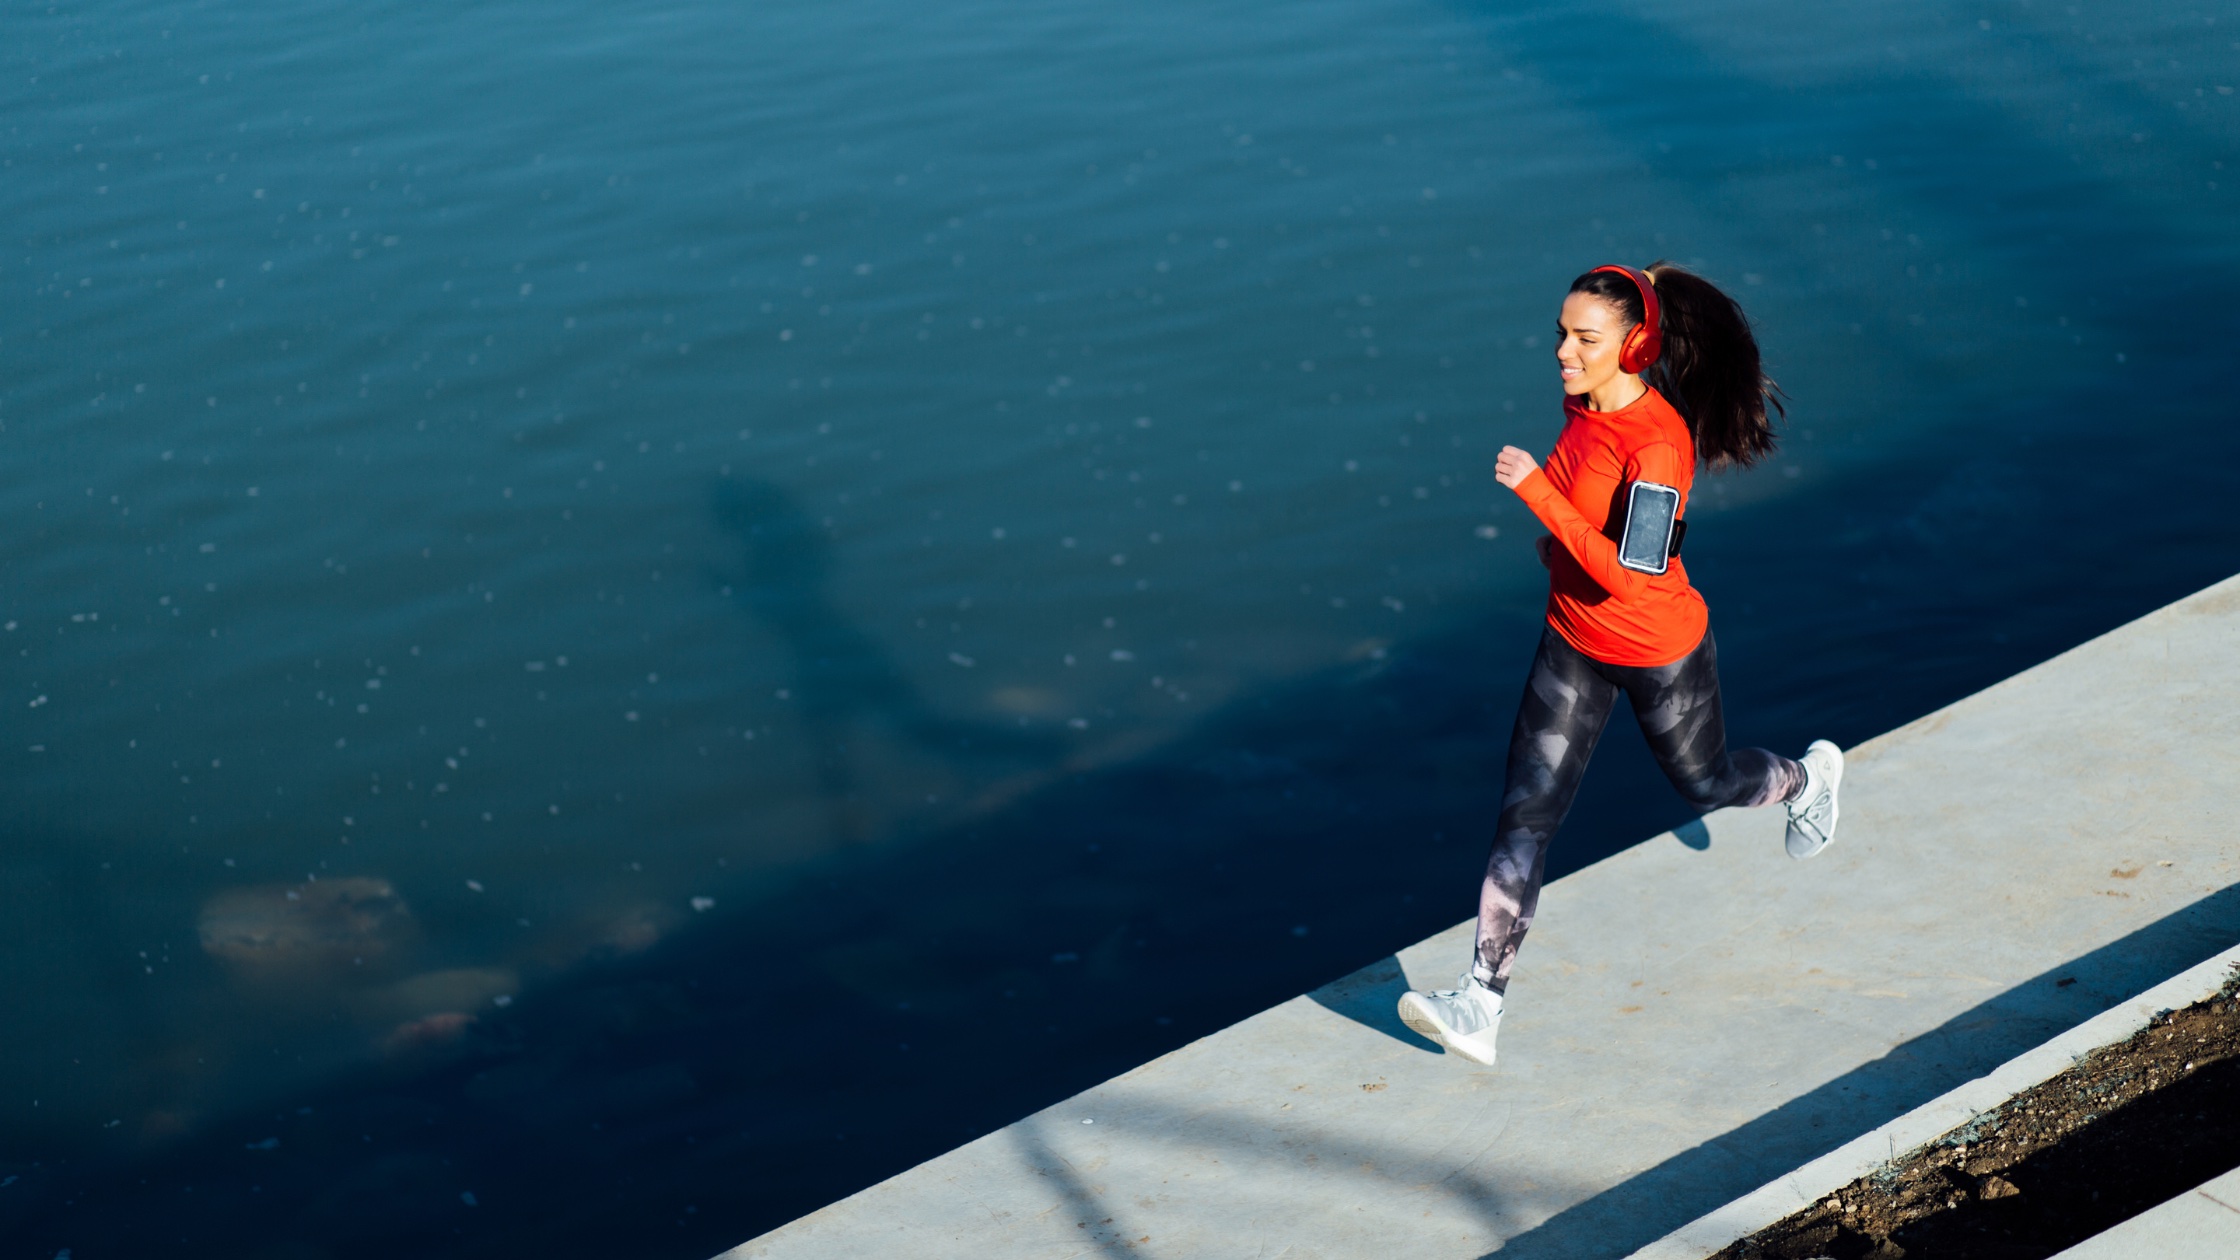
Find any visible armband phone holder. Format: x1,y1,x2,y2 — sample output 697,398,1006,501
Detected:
1616,480,1684,575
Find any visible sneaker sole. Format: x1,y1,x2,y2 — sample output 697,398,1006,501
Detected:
1396,993,1498,1066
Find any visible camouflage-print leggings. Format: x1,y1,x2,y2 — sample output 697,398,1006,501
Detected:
1473,627,1805,992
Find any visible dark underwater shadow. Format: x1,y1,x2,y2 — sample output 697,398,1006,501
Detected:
709,478,1066,845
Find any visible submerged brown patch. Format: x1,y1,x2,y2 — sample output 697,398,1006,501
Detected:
198,877,413,976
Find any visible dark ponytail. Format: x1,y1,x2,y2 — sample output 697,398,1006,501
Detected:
1566,262,1785,469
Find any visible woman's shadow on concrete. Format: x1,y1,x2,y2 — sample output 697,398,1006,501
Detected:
1307,817,1706,1051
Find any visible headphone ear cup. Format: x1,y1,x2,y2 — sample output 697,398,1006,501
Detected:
1619,325,1647,374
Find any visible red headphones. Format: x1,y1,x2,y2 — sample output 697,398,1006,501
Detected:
1591,264,1662,373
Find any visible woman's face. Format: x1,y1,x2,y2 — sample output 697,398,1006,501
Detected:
1555,292,1636,398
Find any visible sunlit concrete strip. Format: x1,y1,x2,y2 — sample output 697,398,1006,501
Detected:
2050,1165,2240,1259
722,574,2240,1260
1628,941,2240,1258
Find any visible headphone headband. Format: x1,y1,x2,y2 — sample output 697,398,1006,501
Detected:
1590,264,1662,373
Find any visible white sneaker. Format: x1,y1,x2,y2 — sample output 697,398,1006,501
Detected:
1785,739,1844,859
1397,976,1503,1065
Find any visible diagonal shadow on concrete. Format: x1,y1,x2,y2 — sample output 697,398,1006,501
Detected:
1479,881,2240,1259
1005,1120,1142,1260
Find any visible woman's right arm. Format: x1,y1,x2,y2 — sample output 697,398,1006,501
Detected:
1499,443,1686,601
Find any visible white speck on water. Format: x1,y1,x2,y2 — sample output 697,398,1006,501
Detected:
948,652,975,668
1110,650,1135,661
691,896,715,912
492,995,512,1007
1081,1118,1095,1125
1475,525,1500,539
465,880,484,892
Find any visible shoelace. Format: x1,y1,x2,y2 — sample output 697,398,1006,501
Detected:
1789,786,1833,841
1432,984,1498,1032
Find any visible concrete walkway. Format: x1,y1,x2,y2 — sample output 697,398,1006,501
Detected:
724,575,2240,1260
2052,1165,2240,1259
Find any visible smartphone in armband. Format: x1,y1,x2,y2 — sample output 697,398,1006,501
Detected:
1616,480,1682,575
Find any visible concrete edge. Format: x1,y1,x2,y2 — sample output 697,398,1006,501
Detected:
1624,939,2240,1260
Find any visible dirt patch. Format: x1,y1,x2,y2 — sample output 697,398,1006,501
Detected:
1721,967,2240,1260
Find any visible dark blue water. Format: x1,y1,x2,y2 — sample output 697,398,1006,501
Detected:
4,0,2236,1254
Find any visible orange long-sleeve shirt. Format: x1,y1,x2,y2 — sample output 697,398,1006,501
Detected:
1512,387,1707,667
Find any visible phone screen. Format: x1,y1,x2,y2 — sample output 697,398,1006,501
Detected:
1617,481,1680,574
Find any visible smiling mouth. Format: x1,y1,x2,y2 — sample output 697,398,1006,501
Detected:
1559,366,1583,378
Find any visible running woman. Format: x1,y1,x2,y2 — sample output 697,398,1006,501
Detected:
1397,262,1842,1067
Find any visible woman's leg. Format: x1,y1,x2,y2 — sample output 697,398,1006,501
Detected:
1616,629,1805,812
1473,629,1621,992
